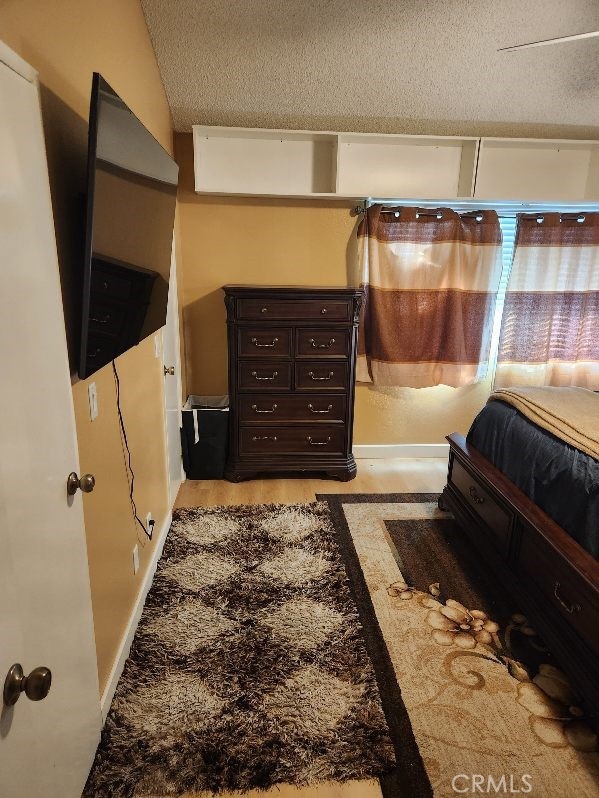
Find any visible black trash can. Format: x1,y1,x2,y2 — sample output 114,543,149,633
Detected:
181,395,229,479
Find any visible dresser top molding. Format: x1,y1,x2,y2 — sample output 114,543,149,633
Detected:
222,286,364,294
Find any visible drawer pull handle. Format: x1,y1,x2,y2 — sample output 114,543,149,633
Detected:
252,435,277,441
251,337,279,347
251,370,278,381
307,436,331,446
308,403,333,414
553,581,581,614
309,338,335,349
468,485,485,505
90,314,111,325
321,307,328,314
260,307,268,313
251,403,278,414
308,370,334,381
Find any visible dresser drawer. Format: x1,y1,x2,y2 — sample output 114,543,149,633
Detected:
238,328,291,358
90,267,133,301
239,394,346,423
450,459,512,553
296,328,350,358
295,361,348,391
518,528,599,658
240,426,345,456
238,362,292,391
238,298,351,321
85,333,118,370
88,298,127,336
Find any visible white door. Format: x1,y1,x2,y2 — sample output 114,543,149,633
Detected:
0,43,101,797
162,240,184,503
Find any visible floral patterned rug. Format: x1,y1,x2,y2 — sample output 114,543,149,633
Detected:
319,493,599,798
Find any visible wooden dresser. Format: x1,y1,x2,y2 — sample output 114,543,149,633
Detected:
223,286,364,482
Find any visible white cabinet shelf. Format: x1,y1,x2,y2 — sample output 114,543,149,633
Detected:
193,127,338,196
336,134,478,199
475,138,599,201
193,125,599,203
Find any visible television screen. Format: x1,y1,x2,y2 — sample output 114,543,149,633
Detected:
79,73,178,378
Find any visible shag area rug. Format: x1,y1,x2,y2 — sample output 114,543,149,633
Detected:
320,494,599,798
84,503,398,797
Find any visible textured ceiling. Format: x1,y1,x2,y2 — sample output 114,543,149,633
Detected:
141,0,599,139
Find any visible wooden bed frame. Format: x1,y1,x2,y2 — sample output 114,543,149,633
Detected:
440,433,599,715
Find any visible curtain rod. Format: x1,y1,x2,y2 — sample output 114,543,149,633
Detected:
380,207,484,220
352,199,599,217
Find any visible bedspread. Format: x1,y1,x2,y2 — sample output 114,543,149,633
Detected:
467,399,599,559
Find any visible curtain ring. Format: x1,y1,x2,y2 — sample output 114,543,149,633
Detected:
560,213,585,223
461,211,484,222
415,210,443,220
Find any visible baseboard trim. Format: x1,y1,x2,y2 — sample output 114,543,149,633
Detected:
353,443,450,459
100,512,172,722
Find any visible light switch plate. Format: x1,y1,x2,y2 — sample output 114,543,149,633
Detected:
154,333,161,359
132,544,139,575
88,382,98,421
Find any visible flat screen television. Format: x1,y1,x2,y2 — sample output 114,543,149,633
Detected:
79,73,179,378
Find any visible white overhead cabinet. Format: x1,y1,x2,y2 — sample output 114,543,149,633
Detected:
193,127,338,196
335,134,478,199
193,125,599,203
474,138,599,201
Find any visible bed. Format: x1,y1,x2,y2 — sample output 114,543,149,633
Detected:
440,388,599,714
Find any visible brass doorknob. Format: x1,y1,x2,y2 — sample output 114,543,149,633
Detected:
67,472,96,496
163,365,175,376
3,664,52,706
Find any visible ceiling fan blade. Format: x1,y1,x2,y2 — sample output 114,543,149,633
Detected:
499,29,599,52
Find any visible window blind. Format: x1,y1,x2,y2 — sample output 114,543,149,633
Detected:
487,216,518,380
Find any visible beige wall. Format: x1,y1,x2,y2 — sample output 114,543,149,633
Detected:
71,337,169,689
175,132,491,444
0,0,175,692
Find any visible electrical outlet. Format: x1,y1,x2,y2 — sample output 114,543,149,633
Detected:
88,382,98,421
154,334,161,359
132,544,139,575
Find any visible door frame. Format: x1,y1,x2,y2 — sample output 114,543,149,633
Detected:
162,235,184,504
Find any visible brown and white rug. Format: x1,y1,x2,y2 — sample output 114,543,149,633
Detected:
84,503,399,797
320,493,599,798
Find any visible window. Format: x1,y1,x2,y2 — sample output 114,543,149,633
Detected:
487,216,517,380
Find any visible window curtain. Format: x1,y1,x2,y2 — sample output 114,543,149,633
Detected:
356,205,503,388
495,212,599,389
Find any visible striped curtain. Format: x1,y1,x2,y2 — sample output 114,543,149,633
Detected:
356,205,503,388
495,213,599,389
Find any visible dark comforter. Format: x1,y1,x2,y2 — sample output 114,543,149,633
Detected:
467,399,599,559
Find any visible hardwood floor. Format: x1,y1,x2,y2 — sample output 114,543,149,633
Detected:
175,457,448,509
174,457,448,798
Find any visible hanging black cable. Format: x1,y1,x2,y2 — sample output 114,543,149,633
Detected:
111,360,152,540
